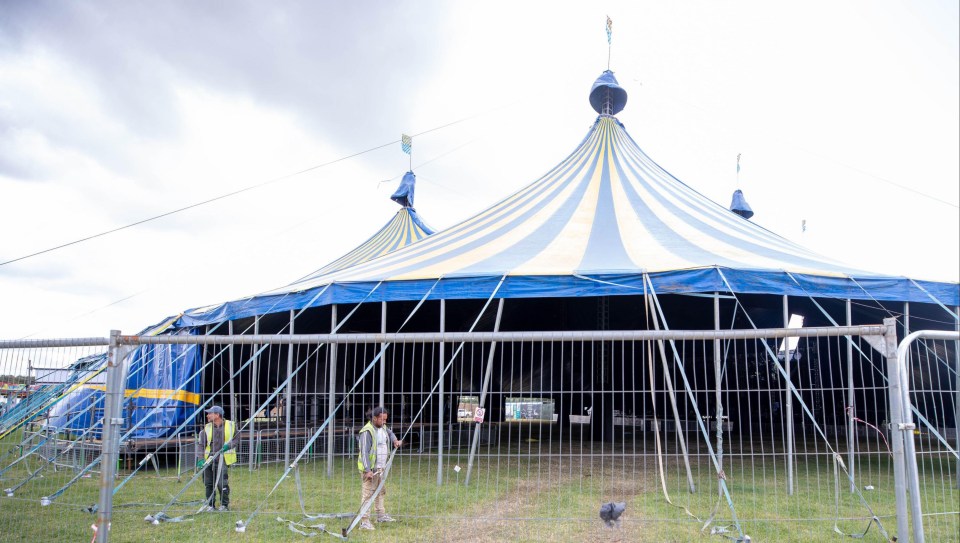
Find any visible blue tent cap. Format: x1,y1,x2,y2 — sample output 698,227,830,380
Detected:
589,70,628,115
391,171,416,208
729,189,754,220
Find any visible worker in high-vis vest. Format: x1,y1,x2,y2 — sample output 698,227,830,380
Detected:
356,406,402,530
195,405,237,511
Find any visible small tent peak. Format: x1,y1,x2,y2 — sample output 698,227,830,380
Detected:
589,70,628,115
729,189,754,220
391,171,416,209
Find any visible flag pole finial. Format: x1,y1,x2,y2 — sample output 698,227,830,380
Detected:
401,134,412,171
605,16,613,70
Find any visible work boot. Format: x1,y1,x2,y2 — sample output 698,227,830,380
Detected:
376,514,397,522
358,521,375,530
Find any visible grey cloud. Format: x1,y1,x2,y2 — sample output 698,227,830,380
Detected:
1,1,449,153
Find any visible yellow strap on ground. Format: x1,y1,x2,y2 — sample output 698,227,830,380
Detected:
81,385,200,405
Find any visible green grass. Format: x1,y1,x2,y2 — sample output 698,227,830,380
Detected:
0,438,957,542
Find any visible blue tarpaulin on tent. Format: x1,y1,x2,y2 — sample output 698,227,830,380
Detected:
48,329,200,440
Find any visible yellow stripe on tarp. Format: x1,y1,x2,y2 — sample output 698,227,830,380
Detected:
82,385,201,405
0,365,108,441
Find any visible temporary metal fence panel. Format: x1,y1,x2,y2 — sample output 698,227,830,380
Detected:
0,339,110,542
3,324,958,542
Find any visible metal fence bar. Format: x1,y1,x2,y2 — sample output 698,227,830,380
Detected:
86,326,888,346
94,331,131,543
897,328,960,543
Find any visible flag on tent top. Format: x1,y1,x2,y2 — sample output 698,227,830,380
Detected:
401,134,412,155
606,16,612,44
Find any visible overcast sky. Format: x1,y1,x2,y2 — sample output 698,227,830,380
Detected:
1,1,957,340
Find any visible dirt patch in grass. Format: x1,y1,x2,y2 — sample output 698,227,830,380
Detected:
423,458,649,543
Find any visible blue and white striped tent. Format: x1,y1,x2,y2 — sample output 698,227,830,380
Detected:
299,181,434,279
177,72,957,328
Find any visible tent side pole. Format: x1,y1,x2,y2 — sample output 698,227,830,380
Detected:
437,299,445,486
784,295,794,495
327,305,337,478
249,320,258,472
714,293,722,498
284,309,294,467
228,321,237,428
645,291,696,493
846,299,855,492
465,298,504,485
904,302,910,336
380,302,387,408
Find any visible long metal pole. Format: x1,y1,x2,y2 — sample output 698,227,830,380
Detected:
714,293,722,498
327,305,337,478
94,330,129,543
228,321,237,426
955,306,959,491
380,302,387,408
846,299,855,493
464,299,504,485
284,310,294,467
784,295,794,495
437,299,445,486
883,317,910,543
903,302,910,336
248,320,258,472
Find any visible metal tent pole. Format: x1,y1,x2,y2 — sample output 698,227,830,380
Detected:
380,302,387,408
437,299,445,486
904,302,910,336
714,293,723,498
784,295,794,496
846,299,855,493
228,321,237,427
284,309,294,467
327,305,337,478
248,320,258,472
464,299,504,485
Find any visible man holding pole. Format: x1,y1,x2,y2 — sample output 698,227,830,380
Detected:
357,406,402,530
196,405,236,511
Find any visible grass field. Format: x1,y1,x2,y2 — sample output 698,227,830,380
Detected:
0,435,957,542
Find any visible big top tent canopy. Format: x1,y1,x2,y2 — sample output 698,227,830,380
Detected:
175,71,958,329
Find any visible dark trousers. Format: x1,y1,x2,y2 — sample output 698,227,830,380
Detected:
202,459,230,507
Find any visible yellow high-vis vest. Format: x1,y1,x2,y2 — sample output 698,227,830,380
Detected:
204,420,237,465
357,422,377,472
